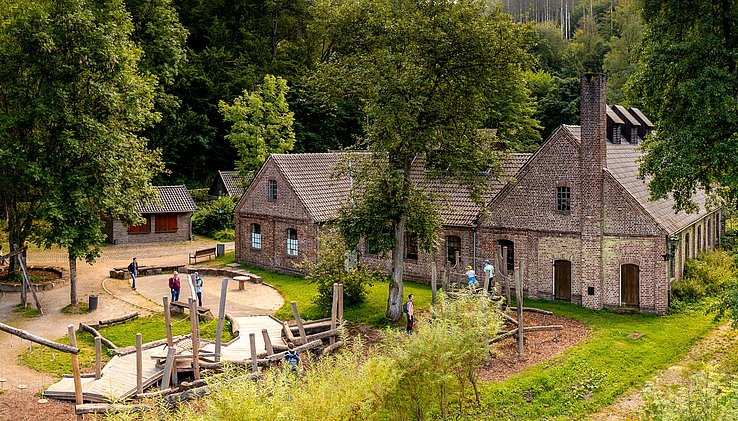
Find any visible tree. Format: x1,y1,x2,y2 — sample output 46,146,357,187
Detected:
602,0,643,105
627,0,738,212
568,13,608,73
220,74,296,178
0,0,164,305
315,0,536,320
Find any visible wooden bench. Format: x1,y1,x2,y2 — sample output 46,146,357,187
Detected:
189,247,216,265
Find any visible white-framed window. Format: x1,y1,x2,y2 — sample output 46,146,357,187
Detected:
286,228,298,256
268,179,277,201
251,223,261,249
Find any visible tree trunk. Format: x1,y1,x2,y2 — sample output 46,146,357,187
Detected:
69,252,77,305
387,215,406,321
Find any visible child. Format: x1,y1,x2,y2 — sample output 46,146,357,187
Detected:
465,266,478,287
403,294,414,334
483,259,494,293
283,342,300,375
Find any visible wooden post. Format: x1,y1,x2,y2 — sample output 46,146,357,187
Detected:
15,245,26,307
483,264,491,294
442,268,448,292
330,283,338,346
163,296,173,348
18,256,43,314
68,324,83,421
136,333,143,394
214,277,228,362
161,347,176,391
291,301,307,344
249,333,258,373
516,261,525,358
262,329,274,355
431,262,437,305
454,251,460,268
189,298,201,380
503,247,511,307
338,283,344,321
94,336,102,380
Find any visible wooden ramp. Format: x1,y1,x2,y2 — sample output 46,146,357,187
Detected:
44,345,166,402
201,316,284,363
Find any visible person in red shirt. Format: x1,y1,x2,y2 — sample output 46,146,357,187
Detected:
168,271,181,302
404,294,414,334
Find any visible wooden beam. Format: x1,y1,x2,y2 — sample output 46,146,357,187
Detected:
76,403,149,415
94,336,102,380
262,329,274,356
489,325,563,344
330,283,338,346
291,301,307,344
136,333,143,395
68,325,83,421
338,284,344,321
516,261,524,358
431,262,437,305
163,296,173,348
78,323,117,350
18,256,43,315
188,298,201,380
99,312,138,326
164,385,210,405
215,277,228,362
282,321,296,343
249,333,258,374
161,347,176,391
0,322,79,354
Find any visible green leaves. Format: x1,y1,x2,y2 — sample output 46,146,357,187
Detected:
219,74,296,176
628,0,738,211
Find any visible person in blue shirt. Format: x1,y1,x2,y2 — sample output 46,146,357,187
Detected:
194,272,203,307
283,342,300,376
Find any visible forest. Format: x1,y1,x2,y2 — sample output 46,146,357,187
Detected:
62,0,645,188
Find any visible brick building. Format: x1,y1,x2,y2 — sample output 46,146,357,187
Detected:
234,74,721,314
104,185,197,245
478,74,720,314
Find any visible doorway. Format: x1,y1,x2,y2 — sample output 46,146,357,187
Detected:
554,260,571,301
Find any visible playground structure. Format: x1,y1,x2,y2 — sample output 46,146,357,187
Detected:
0,274,346,418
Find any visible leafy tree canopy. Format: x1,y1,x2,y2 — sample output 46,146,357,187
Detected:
313,0,535,319
628,0,738,212
220,74,296,177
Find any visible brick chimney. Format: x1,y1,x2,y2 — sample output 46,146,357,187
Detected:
579,73,606,310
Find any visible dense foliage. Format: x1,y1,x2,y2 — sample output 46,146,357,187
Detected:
192,196,237,240
671,249,738,304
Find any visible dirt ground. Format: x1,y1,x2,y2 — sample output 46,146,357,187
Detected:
480,311,589,381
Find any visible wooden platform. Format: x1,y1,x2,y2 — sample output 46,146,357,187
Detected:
201,316,284,363
44,345,166,402
44,316,286,402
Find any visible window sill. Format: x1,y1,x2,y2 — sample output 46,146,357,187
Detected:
155,230,178,234
127,232,151,235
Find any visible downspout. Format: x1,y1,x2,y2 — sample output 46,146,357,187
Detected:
473,219,479,270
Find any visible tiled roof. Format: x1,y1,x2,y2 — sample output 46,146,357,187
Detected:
562,125,711,233
629,107,654,127
135,185,197,214
416,154,532,226
269,152,531,225
271,153,369,222
218,170,249,197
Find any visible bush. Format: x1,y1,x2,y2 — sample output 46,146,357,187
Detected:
298,228,380,307
642,367,738,420
211,228,235,242
189,188,212,206
192,196,237,238
671,249,737,303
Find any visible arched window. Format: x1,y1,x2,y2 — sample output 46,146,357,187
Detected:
251,224,261,249
445,236,461,264
405,234,418,260
697,226,702,254
498,239,515,272
685,233,691,259
286,229,298,256
708,219,712,248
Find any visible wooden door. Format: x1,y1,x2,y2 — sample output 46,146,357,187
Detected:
554,260,571,301
621,264,639,306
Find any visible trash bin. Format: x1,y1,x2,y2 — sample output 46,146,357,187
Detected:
216,243,226,257
88,294,98,311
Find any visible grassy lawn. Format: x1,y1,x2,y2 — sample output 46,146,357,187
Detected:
479,299,718,420
19,314,232,377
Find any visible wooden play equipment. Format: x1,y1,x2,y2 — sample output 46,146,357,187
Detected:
42,279,347,415
1,245,43,314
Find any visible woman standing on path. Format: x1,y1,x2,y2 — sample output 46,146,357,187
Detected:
168,271,181,302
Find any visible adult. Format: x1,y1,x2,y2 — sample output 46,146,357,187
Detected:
464,266,478,287
194,272,203,307
404,294,414,334
483,259,494,293
127,257,139,290
168,271,181,302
